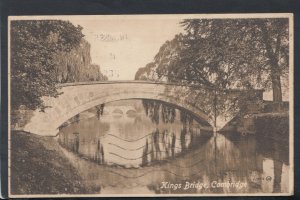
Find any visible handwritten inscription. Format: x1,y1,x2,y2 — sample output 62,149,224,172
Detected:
94,33,128,42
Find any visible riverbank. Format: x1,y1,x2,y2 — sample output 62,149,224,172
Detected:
10,131,100,195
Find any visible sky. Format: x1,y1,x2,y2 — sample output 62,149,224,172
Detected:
68,16,185,80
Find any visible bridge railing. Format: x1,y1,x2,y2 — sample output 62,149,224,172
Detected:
57,80,264,95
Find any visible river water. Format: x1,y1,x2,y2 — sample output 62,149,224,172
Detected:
57,99,289,194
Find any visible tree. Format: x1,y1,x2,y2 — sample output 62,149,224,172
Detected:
175,18,289,101
53,38,108,83
135,18,289,126
11,20,84,111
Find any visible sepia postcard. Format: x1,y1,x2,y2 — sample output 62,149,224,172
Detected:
8,13,294,197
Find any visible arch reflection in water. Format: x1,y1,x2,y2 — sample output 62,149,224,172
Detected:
58,99,212,168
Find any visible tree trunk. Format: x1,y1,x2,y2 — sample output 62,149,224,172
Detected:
213,90,217,133
271,71,282,102
270,60,283,112
259,22,283,103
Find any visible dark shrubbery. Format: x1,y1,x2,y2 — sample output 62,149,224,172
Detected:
254,113,289,143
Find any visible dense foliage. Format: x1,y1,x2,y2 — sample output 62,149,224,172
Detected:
54,39,108,83
11,20,108,111
180,19,288,101
11,20,84,111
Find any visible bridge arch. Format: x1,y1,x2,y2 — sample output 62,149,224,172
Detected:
60,97,212,127
23,81,213,136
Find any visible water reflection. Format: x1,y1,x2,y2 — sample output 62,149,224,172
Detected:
58,99,211,168
58,99,289,194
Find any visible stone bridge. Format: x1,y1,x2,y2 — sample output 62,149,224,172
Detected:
22,81,263,136
103,106,136,115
